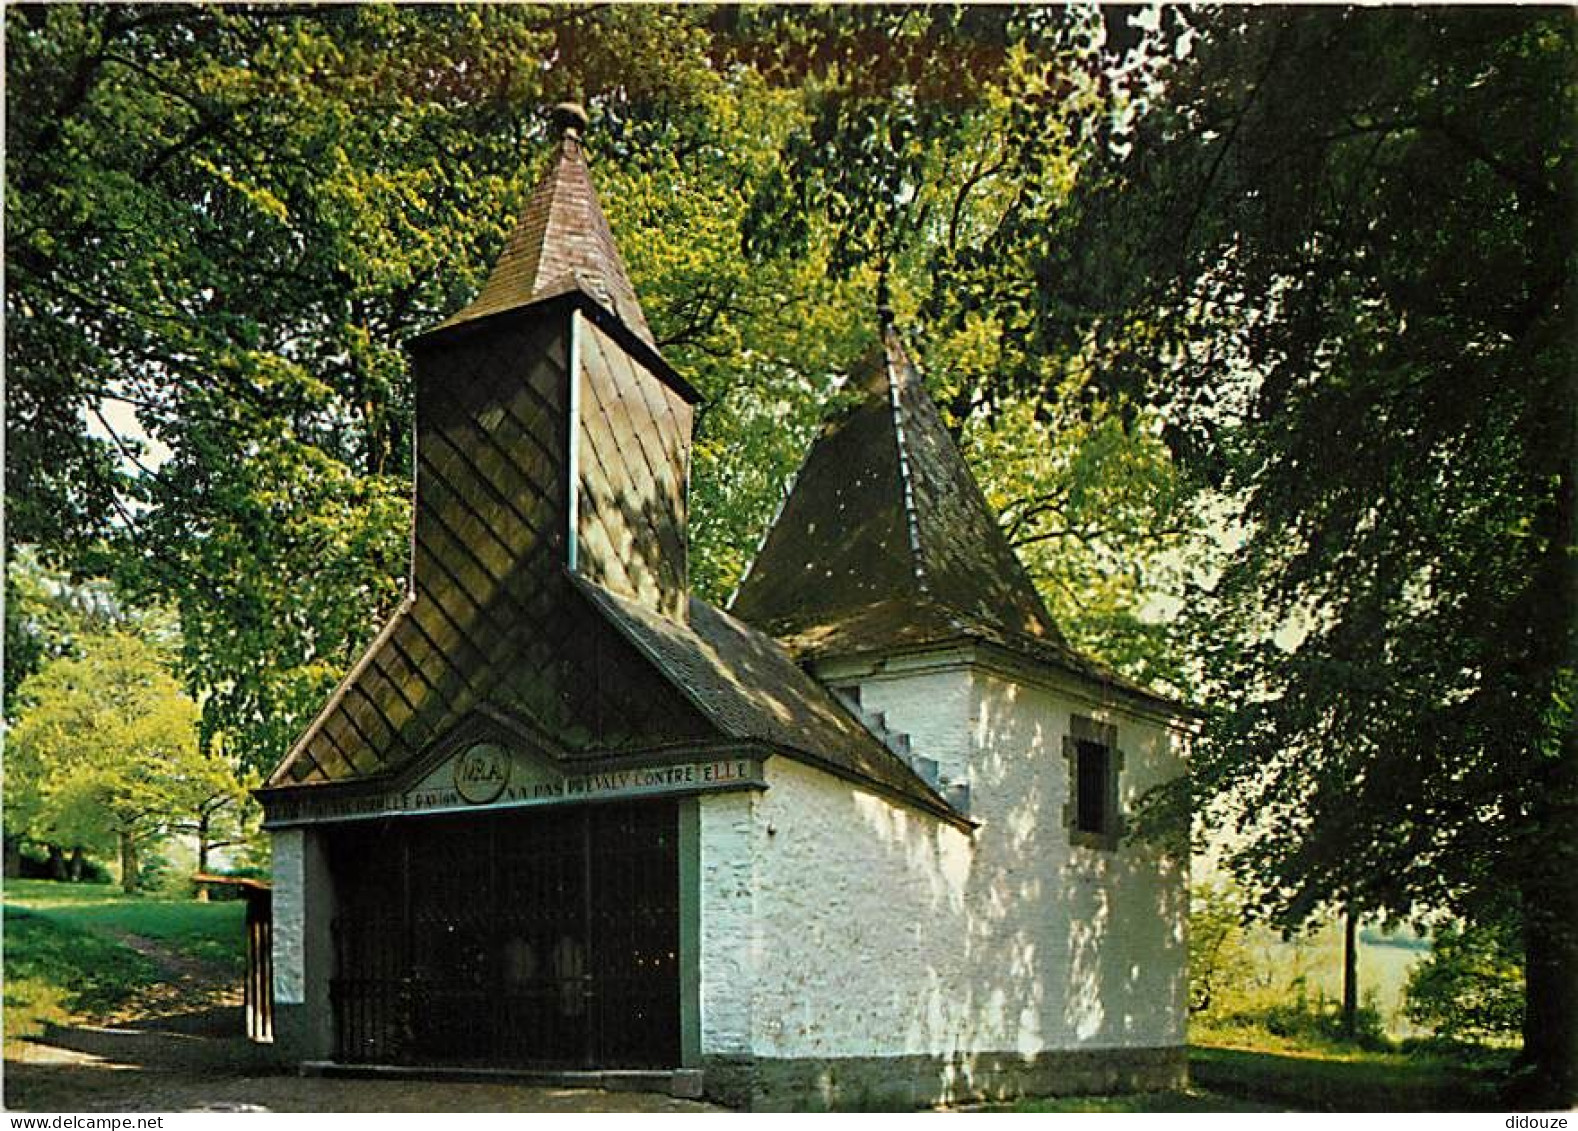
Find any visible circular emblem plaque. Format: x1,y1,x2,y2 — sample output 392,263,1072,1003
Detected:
454,742,511,804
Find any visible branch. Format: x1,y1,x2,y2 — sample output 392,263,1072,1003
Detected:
948,152,1010,254
202,837,250,851
656,289,752,352
88,402,161,480
1174,21,1289,272
1012,521,1189,550
1000,488,1072,541
100,52,212,121
1430,112,1561,210
141,112,234,181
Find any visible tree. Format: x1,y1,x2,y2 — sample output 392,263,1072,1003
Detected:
168,739,260,879
6,631,245,892
8,3,1200,795
1047,7,1575,1102
1189,881,1255,1017
731,4,1202,689
5,545,129,719
3,552,172,877
1405,920,1526,1046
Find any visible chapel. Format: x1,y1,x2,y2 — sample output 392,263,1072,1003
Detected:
257,104,1189,1110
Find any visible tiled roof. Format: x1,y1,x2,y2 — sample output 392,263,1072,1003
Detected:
767,595,1190,717
731,323,1065,652
436,122,654,346
263,567,966,826
572,574,966,825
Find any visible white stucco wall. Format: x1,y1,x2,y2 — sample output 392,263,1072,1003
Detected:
273,828,308,1005
698,788,758,1056
271,825,336,1057
698,650,1188,1060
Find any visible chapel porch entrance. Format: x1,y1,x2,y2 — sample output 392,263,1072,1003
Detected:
326,800,680,1069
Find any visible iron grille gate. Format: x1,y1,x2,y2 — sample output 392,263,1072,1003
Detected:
328,801,680,1068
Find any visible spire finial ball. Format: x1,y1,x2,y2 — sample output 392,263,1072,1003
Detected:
551,102,589,140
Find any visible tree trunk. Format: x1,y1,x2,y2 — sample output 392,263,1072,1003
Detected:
1342,906,1359,1039
1519,867,1578,1108
47,843,67,881
119,832,139,894
194,813,211,901
1513,337,1578,1108
4,836,21,879
67,847,84,883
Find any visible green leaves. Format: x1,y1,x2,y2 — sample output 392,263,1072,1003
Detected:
965,390,1200,694
1404,921,1526,1045
1050,14,1576,1066
5,631,240,864
8,5,1197,792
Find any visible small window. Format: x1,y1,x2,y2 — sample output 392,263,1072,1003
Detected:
1065,716,1122,850
1075,740,1111,836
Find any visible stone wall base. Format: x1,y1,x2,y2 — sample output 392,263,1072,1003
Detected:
701,1045,1187,1111
271,1002,335,1066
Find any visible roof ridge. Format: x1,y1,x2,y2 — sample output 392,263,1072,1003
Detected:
882,326,932,598
883,324,1066,644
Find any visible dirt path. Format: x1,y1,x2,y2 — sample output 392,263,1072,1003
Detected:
3,1063,725,1113
103,929,229,986
5,928,723,1112
5,924,726,1113
89,930,240,1029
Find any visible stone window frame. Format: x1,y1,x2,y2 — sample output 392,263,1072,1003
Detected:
1062,714,1124,851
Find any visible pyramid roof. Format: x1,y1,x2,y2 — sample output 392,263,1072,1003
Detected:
731,323,1065,655
436,104,654,345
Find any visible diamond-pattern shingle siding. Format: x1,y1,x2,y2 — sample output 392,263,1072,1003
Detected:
575,320,692,620
262,118,969,825
266,312,718,789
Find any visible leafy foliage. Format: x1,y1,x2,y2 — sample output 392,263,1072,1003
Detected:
968,391,1198,694
1047,5,1575,1098
1405,922,1525,1046
3,547,130,719
6,631,252,889
1189,882,1255,1016
1188,880,1389,1053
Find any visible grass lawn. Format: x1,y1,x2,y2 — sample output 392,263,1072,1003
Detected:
999,1039,1510,1112
4,905,164,1036
6,879,248,974
1010,1088,1283,1112
1189,1042,1508,1111
3,878,247,1043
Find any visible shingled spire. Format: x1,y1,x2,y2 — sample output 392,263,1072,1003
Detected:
730,320,1066,659
437,102,655,345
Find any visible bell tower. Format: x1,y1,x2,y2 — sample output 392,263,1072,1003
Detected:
409,102,696,627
